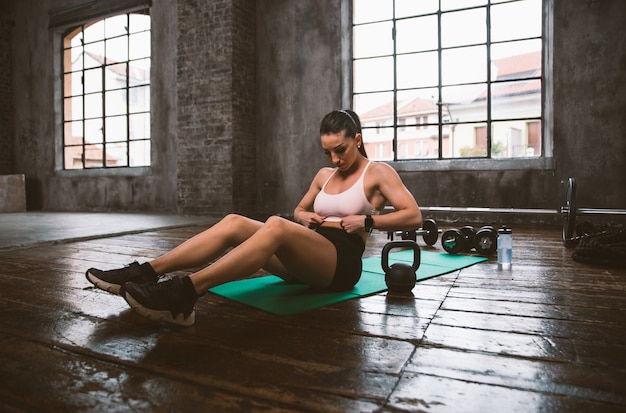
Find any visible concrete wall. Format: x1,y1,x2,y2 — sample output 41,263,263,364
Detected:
0,3,14,175
1,0,625,226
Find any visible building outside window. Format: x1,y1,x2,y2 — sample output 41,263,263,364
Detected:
62,12,151,170
352,0,543,162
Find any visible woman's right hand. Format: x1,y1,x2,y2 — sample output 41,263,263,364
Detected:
297,211,326,229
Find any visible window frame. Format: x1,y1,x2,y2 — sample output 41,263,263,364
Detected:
50,0,152,176
342,0,554,172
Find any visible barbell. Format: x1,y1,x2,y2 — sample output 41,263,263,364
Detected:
561,177,626,245
384,177,626,246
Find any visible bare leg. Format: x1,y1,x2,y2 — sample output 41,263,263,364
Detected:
148,214,266,274
187,216,338,295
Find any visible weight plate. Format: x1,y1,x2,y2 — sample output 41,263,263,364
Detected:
562,177,577,244
474,228,497,255
422,219,439,245
459,226,476,252
442,229,463,254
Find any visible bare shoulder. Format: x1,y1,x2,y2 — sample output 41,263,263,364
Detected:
311,166,335,187
367,161,401,181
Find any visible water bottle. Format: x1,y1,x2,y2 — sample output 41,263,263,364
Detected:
497,227,512,269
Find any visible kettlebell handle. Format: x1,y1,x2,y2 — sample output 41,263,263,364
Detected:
381,240,421,273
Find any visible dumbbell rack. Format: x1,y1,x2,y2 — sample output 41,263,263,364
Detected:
386,177,626,246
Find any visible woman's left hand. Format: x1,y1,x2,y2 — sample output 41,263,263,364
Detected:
340,215,367,234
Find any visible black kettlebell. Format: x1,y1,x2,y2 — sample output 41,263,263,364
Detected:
381,240,421,293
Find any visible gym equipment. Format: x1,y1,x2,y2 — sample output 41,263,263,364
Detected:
459,226,476,252
209,250,487,315
441,229,464,254
441,225,498,256
561,178,626,245
387,218,441,245
381,240,421,293
383,178,626,246
474,226,498,255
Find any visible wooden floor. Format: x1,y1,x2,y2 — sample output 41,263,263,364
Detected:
1,224,626,412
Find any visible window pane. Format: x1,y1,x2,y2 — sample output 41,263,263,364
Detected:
105,115,127,142
491,0,542,43
64,47,83,72
84,93,102,118
443,122,488,158
492,42,542,81
64,146,83,169
83,21,104,43
105,142,127,166
396,15,438,54
106,63,127,90
64,72,83,97
492,120,540,158
129,31,150,60
105,90,127,116
354,57,394,93
84,67,102,94
85,118,103,144
441,8,486,48
354,21,393,59
84,143,104,168
105,15,128,38
84,41,104,68
64,96,83,121
397,52,439,89
106,36,128,62
130,12,150,33
395,0,438,18
129,140,150,166
354,91,394,120
129,59,150,86
354,0,392,24
129,85,150,113
130,113,150,140
491,79,541,120
64,121,83,146
442,84,487,122
442,45,487,85
70,31,83,48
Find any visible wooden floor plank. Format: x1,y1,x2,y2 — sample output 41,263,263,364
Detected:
1,225,626,411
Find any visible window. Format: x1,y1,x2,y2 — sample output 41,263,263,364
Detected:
352,0,543,162
62,12,151,169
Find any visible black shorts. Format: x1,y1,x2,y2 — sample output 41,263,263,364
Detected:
316,227,366,292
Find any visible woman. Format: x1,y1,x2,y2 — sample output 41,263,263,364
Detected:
86,110,422,326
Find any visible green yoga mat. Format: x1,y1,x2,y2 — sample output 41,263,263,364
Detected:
209,250,487,315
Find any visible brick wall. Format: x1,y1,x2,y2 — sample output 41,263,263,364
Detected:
0,7,14,174
176,0,256,214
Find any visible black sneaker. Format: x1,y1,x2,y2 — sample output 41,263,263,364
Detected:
121,276,198,327
86,261,158,295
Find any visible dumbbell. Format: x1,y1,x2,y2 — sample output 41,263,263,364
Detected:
441,225,498,255
387,219,441,246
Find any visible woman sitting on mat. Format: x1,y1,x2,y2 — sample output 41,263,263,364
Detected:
86,109,422,326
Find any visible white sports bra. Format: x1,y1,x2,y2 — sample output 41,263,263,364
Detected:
313,161,379,222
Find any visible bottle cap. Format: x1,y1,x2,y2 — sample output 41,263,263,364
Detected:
498,226,512,234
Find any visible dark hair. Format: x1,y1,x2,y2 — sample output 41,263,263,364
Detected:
320,109,368,158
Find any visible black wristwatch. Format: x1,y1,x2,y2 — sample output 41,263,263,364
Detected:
364,214,374,233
